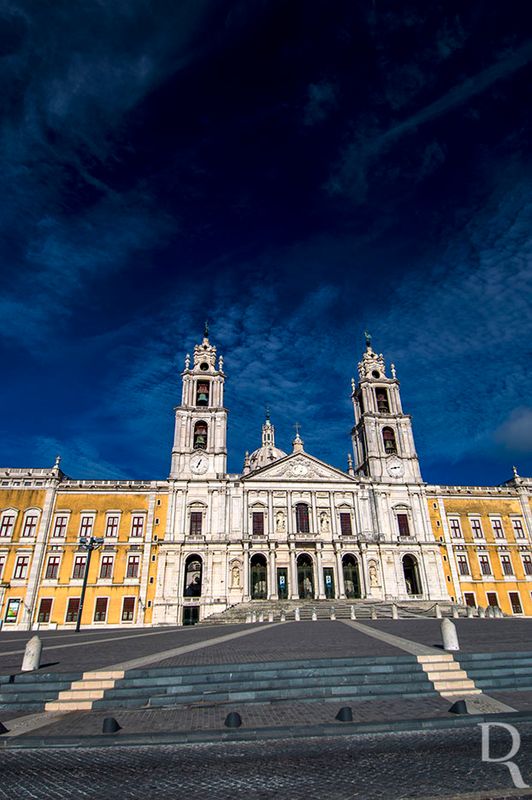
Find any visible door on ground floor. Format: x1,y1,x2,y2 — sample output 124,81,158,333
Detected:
182,606,200,625
403,555,422,595
323,567,335,599
342,555,361,599
509,592,523,614
250,554,268,599
486,592,498,607
297,554,315,599
277,568,288,600
463,592,476,607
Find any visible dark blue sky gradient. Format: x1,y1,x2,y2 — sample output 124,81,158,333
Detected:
1,1,531,483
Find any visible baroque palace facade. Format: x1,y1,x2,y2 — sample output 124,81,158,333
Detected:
1,331,531,629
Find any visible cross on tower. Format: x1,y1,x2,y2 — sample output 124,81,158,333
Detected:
294,421,301,437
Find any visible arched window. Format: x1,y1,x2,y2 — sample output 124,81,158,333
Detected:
295,503,310,534
403,555,422,595
342,554,361,599
250,553,267,599
196,381,209,406
183,554,202,597
382,427,397,455
375,388,390,413
193,420,208,450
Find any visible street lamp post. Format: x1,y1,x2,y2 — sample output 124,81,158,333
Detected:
75,535,104,632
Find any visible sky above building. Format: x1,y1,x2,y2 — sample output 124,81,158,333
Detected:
1,1,531,484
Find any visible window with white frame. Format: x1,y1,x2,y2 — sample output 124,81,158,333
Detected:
130,515,144,537
491,518,505,539
397,513,410,537
45,556,61,580
449,518,462,538
126,554,140,578
93,597,108,622
13,554,30,579
99,555,114,580
478,553,492,575
72,555,87,579
122,597,135,621
0,554,5,580
522,554,532,576
252,511,265,536
105,515,120,537
52,515,68,537
0,512,16,538
22,512,39,537
456,554,470,576
470,518,484,538
500,554,514,576
511,518,526,539
79,515,94,537
339,512,353,536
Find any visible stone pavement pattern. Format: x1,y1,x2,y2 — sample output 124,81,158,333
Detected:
1,724,532,800
362,619,532,652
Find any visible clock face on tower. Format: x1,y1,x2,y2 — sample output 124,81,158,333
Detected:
386,457,405,478
190,452,209,475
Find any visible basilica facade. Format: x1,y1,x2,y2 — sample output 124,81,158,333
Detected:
0,331,530,630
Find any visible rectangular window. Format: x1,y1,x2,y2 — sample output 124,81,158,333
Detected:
457,554,470,576
470,518,483,538
397,514,410,536
37,598,52,623
340,513,353,536
296,504,310,534
478,554,492,575
512,519,526,539
80,516,94,537
105,516,119,537
72,555,87,579
491,519,504,539
252,512,264,535
45,556,61,579
522,555,532,576
53,516,68,537
131,516,144,537
13,555,30,579
22,515,38,537
99,555,114,580
463,592,476,607
0,515,15,537
500,554,514,576
449,518,462,538
486,592,498,607
0,554,5,579
121,597,135,621
94,597,108,622
509,592,523,614
4,598,21,623
126,555,140,578
65,597,80,623
190,512,202,536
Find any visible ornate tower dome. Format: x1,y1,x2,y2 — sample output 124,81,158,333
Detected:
244,411,287,473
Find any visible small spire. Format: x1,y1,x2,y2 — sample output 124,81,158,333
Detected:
292,422,304,453
347,453,354,476
243,450,251,474
364,329,372,349
203,319,209,339
265,405,270,422
390,363,397,379
54,454,61,468
512,465,520,479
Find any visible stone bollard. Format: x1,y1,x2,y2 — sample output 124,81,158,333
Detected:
294,607,300,621
311,608,317,621
452,606,459,619
350,606,356,620
330,606,336,621
245,613,252,624
478,607,486,618
441,617,459,651
268,611,274,623
370,607,377,620
251,612,257,623
280,612,286,622
466,606,474,618
495,607,503,618
486,606,494,618
435,603,442,619
21,635,42,672
391,603,398,620
258,612,264,623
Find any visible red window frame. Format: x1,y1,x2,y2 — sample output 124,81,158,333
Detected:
22,515,38,537
252,512,264,535
470,518,483,537
72,555,87,579
45,556,60,579
14,555,30,579
449,518,462,538
80,516,94,537
126,555,140,578
65,597,80,623
397,514,410,536
37,598,52,623
190,512,203,536
122,597,135,621
457,555,470,576
0,516,15,537
106,516,119,536
340,513,352,536
500,554,513,575
295,503,310,534
492,519,504,538
131,516,144,537
99,555,114,579
53,516,68,537
94,597,108,622
512,519,525,538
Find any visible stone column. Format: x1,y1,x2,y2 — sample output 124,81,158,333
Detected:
268,544,277,599
316,544,325,599
289,544,298,599
335,545,346,598
243,544,250,601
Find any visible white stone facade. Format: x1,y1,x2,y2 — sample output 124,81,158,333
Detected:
152,331,450,625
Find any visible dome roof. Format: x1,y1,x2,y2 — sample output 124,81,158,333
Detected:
248,444,287,471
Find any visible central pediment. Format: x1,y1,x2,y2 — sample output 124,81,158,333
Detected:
243,452,355,482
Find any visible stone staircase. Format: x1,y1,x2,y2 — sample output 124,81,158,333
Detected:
45,671,125,712
417,654,480,698
203,599,462,624
457,651,532,693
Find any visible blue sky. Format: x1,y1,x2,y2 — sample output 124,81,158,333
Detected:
1,1,531,484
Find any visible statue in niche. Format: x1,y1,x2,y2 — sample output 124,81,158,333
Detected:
319,511,330,533
230,563,241,588
275,510,286,533
369,562,379,588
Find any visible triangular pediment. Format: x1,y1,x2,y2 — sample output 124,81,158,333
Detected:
242,451,355,482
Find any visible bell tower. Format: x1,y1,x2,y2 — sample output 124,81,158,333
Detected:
351,332,422,483
170,324,227,479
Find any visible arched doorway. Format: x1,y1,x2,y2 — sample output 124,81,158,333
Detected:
183,554,202,597
342,554,361,599
297,554,315,599
403,555,422,595
250,553,267,599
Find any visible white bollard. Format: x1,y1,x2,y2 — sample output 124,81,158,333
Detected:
258,612,264,623
435,603,442,619
441,617,459,651
245,613,252,624
478,606,486,618
452,606,459,619
268,611,274,623
251,612,257,623
21,635,42,672
370,607,377,620
391,603,398,620
294,607,300,621
330,606,336,621
466,606,474,618
495,607,503,618
280,612,286,622
311,609,317,621
486,606,494,618
350,606,356,620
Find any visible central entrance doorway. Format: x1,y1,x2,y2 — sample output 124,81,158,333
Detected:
342,554,361,599
250,554,268,599
182,606,199,625
297,554,315,599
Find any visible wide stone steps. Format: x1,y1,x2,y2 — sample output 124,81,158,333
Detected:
417,654,480,698
456,652,532,692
